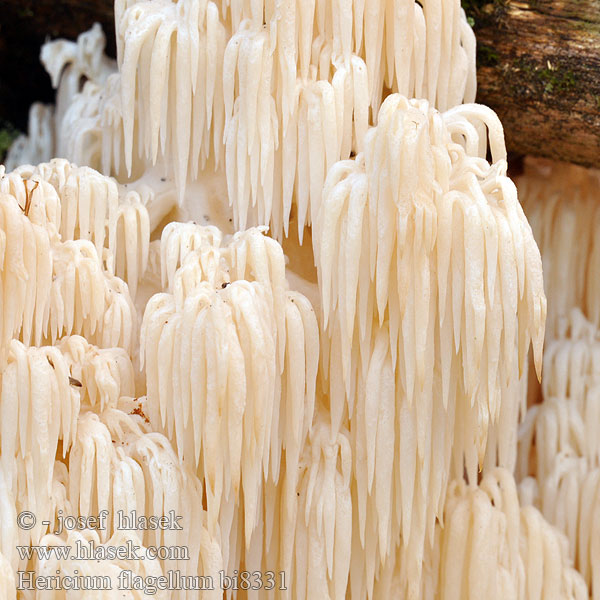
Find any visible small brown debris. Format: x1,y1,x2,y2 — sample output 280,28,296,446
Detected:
130,405,150,424
68,376,82,387
20,180,39,217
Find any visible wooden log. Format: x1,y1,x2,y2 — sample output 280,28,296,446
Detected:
468,0,600,168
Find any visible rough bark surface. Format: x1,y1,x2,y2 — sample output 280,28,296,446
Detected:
470,0,600,168
0,0,599,167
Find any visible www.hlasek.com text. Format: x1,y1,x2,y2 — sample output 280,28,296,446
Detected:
18,538,189,562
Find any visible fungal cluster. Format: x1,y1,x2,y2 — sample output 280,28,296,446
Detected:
0,0,597,599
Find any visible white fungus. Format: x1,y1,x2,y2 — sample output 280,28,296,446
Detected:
1,0,596,598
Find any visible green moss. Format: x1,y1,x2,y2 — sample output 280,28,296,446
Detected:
461,0,506,28
17,7,34,18
503,56,582,103
461,0,484,26
536,65,577,94
461,0,496,13
574,19,600,34
0,122,20,164
477,44,499,67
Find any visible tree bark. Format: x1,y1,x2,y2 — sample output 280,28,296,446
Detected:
470,0,600,168
0,0,599,167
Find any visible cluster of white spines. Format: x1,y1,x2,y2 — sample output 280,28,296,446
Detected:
3,104,54,173
118,0,226,197
0,330,222,597
313,93,546,598
1,159,150,299
141,224,320,586
0,336,136,552
0,157,218,596
16,0,475,241
4,25,117,175
514,308,600,598
520,159,600,338
433,468,587,600
6,0,600,598
292,414,352,600
218,0,475,238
